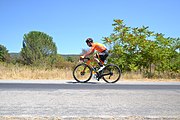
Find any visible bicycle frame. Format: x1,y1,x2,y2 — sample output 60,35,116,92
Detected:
80,57,113,80
80,58,97,73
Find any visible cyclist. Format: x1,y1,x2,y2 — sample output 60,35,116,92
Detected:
81,38,109,71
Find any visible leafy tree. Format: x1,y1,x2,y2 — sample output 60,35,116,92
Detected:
103,19,180,78
20,31,57,66
0,44,10,62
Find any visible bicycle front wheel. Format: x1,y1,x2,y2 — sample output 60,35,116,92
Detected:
102,64,121,83
73,63,92,83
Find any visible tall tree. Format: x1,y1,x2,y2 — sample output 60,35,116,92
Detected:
0,44,10,62
21,31,57,66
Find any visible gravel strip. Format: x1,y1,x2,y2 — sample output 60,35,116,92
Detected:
0,116,180,120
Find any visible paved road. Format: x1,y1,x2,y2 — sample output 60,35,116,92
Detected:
0,80,180,119
0,80,180,90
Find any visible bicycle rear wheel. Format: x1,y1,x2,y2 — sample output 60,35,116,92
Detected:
73,63,92,83
102,64,121,83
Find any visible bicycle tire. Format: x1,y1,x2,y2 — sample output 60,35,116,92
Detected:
102,64,121,83
73,63,92,83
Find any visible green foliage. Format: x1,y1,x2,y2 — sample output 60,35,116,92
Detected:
20,31,57,66
0,44,10,62
103,19,180,78
53,54,76,69
66,56,74,62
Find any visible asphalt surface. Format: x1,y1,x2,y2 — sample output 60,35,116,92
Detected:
0,82,180,90
0,80,180,90
0,80,180,119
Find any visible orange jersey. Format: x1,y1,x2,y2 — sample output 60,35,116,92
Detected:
90,43,107,53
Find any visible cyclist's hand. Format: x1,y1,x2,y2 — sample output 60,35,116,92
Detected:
80,55,85,60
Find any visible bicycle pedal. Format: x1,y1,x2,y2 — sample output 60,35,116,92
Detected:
93,74,99,81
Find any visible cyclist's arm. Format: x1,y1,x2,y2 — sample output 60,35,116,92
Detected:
83,49,94,58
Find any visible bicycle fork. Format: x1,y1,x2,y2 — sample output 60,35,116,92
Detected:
80,65,88,76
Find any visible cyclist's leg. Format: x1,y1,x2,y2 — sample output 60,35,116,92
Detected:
99,50,109,64
93,53,103,67
94,51,109,72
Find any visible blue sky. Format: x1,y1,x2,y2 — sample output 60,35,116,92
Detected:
0,0,179,54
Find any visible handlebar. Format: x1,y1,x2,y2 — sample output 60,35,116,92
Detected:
82,57,90,60
80,57,91,63
80,57,90,60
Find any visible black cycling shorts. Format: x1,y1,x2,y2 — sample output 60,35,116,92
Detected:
96,50,109,62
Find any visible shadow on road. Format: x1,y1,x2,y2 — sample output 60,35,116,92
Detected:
67,81,100,84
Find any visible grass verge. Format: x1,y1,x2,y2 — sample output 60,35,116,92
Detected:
0,62,179,81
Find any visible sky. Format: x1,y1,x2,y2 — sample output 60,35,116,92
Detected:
0,0,180,54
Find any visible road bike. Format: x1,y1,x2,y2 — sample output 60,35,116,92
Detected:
73,57,121,83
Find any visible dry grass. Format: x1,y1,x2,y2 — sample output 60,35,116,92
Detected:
0,62,179,82
122,72,180,82
122,72,144,80
0,63,73,80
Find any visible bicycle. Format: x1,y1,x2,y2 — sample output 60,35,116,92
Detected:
73,57,121,83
